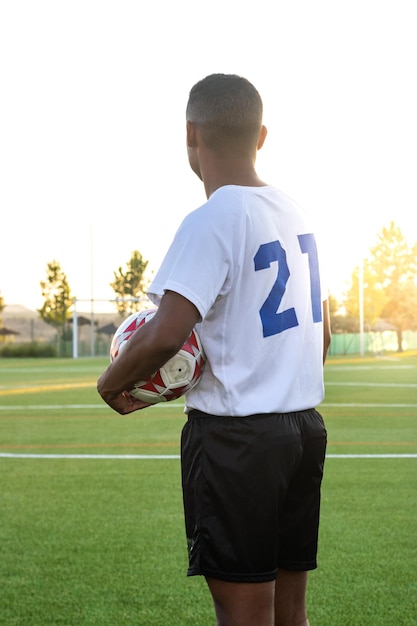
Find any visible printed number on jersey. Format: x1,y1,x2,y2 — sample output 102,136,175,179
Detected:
254,233,322,338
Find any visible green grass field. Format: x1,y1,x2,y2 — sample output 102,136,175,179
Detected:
1,354,416,625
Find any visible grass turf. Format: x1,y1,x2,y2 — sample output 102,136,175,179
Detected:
1,354,416,625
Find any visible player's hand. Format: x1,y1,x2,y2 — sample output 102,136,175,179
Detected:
97,361,152,414
111,391,152,414
97,376,151,414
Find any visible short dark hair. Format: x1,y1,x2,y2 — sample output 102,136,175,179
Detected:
186,74,263,154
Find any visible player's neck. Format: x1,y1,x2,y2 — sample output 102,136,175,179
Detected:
201,156,268,198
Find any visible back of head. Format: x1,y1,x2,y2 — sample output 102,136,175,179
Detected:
186,74,263,156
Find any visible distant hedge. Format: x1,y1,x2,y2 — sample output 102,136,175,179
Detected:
0,342,57,358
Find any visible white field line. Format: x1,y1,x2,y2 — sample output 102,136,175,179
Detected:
325,454,417,458
322,403,417,407
1,402,417,411
0,453,180,459
326,365,416,370
0,403,184,410
1,453,416,460
326,382,417,387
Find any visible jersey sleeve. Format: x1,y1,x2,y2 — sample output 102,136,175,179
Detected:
147,197,239,319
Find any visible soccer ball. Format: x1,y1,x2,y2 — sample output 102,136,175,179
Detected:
110,309,206,404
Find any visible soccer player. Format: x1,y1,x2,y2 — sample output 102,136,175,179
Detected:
98,73,331,626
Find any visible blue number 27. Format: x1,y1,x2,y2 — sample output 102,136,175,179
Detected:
254,233,322,338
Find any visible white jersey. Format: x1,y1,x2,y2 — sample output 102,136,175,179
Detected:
148,185,326,416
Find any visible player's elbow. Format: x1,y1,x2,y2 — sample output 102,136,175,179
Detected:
154,329,187,361
147,318,189,363
323,328,331,363
322,299,331,364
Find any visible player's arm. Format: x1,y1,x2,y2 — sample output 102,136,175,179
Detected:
97,290,201,414
322,298,331,364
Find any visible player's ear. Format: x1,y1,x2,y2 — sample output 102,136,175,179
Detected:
257,125,267,150
187,120,199,148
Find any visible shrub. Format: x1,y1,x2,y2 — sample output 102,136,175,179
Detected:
0,342,57,358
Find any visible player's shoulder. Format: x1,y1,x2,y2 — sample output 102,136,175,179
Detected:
191,184,280,217
213,184,303,214
185,185,246,226
182,184,308,232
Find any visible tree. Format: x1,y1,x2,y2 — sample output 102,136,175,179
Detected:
329,292,359,333
38,261,74,344
344,222,417,351
110,250,150,315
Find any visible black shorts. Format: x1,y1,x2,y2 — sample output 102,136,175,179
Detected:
181,409,327,583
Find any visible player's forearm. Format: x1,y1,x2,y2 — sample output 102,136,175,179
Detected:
97,324,180,403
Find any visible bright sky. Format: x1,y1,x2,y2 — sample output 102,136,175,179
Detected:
1,1,416,313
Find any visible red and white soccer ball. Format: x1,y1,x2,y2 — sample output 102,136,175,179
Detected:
110,309,206,404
